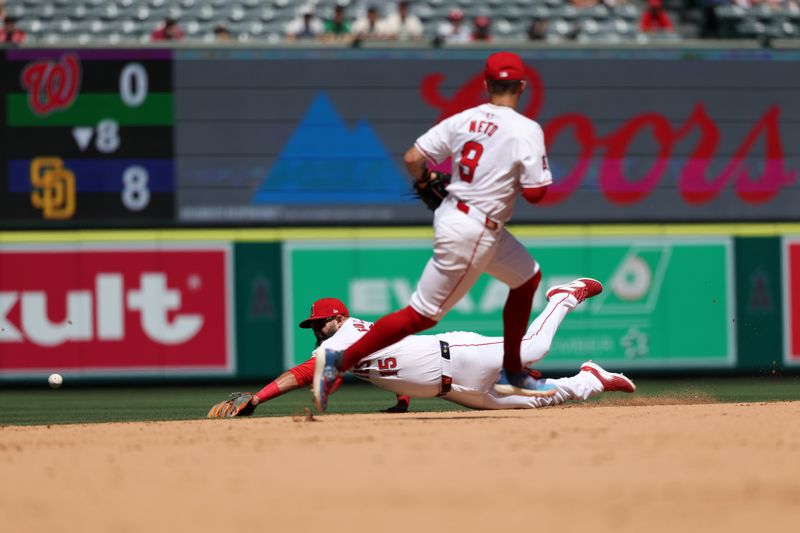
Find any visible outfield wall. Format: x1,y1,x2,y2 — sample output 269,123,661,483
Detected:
0,225,797,382
2,48,799,228
2,46,799,381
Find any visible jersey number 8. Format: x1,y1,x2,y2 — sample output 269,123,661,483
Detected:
458,141,484,183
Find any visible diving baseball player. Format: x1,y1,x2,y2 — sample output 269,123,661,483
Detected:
313,51,555,412
208,278,635,418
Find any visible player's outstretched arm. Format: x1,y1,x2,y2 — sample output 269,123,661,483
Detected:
254,354,411,413
207,366,307,418
250,355,325,407
250,369,303,407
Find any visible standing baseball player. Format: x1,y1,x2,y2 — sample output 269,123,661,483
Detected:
313,51,554,412
208,278,635,418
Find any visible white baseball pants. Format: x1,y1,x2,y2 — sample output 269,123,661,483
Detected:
410,196,538,321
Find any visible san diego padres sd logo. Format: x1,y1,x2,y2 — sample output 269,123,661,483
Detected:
20,54,81,115
30,157,76,220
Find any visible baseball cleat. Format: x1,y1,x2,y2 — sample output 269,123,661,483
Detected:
580,361,636,393
546,278,603,303
494,368,559,397
312,347,343,413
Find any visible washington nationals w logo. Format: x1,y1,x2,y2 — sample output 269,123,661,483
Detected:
21,54,82,115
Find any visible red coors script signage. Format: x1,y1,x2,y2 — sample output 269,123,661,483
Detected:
421,65,797,206
0,246,232,375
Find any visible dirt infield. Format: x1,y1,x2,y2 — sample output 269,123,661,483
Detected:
2,401,799,533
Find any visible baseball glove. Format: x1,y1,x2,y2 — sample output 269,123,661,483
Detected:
207,392,257,418
413,170,451,210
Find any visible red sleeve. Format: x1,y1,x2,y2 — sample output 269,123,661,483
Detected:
288,357,316,387
522,186,548,204
288,355,344,391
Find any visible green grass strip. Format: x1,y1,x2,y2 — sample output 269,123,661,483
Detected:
7,93,173,126
1,377,799,427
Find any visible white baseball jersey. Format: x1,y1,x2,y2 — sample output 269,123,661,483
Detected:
318,294,605,409
320,317,442,398
415,103,552,223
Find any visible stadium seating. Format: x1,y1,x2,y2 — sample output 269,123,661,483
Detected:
3,0,799,44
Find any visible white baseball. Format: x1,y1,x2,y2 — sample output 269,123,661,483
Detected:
48,373,63,389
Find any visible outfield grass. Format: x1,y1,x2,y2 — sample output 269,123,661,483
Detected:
1,377,799,426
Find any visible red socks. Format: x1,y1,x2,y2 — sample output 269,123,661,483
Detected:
502,271,541,374
339,306,437,371
337,271,539,375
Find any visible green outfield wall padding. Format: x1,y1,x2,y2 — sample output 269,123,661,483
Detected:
735,237,783,373
234,242,284,379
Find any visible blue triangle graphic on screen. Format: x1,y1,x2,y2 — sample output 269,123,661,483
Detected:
252,92,411,204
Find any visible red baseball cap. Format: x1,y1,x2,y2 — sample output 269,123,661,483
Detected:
448,8,464,21
298,297,349,328
484,51,526,81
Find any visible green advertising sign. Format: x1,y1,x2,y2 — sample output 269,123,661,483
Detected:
285,238,735,370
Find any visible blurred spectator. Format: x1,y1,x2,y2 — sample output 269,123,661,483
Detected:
285,6,324,41
573,0,599,7
322,3,352,42
527,17,548,40
437,8,471,44
698,0,726,38
0,16,26,44
151,17,184,41
351,5,385,41
0,1,6,21
382,0,424,41
640,0,674,32
735,0,789,7
471,15,493,41
214,24,232,42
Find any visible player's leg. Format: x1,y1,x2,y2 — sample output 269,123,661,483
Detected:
341,209,495,371
313,208,497,412
444,364,633,410
517,289,580,367
485,230,554,396
477,369,603,409
485,229,541,373
501,271,540,373
537,362,635,403
444,387,561,409
519,277,606,366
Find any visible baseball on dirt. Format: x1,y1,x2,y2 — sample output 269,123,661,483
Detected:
48,373,63,389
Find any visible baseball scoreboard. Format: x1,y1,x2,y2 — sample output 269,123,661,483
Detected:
0,49,174,228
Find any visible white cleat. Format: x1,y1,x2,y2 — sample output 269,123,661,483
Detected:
546,278,603,303
580,361,636,393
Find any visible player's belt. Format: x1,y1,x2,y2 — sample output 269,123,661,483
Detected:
438,340,452,397
456,201,500,231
